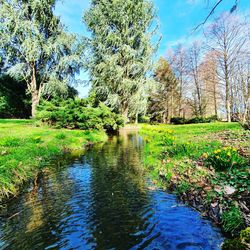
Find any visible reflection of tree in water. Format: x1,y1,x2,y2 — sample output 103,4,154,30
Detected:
85,130,153,249
0,166,79,249
0,131,154,249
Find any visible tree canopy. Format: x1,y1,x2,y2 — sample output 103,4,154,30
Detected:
84,0,158,121
0,0,84,117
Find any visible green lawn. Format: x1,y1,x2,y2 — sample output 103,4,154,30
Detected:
139,122,250,237
0,119,107,200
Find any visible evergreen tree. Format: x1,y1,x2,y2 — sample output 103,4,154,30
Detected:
84,0,157,121
0,0,84,117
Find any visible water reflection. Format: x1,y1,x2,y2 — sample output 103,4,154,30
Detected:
0,130,223,249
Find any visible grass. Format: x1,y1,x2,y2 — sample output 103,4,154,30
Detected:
139,122,250,237
0,119,107,200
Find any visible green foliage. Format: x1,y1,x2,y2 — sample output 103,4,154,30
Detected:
164,142,194,158
205,146,246,171
0,138,22,147
0,75,31,118
215,169,250,193
160,134,175,147
240,227,250,244
0,96,9,115
0,0,84,116
84,0,158,119
170,115,219,125
175,181,191,195
36,98,124,131
222,238,246,250
222,206,245,234
170,117,186,124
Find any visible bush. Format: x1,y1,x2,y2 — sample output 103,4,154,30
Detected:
204,147,246,171
170,115,219,125
36,98,124,132
170,117,186,124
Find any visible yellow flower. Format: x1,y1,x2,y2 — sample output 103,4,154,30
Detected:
227,152,231,157
202,153,208,159
232,148,237,152
214,149,221,154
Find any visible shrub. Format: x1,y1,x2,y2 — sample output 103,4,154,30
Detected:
170,115,219,125
36,98,124,132
170,117,186,125
222,206,245,234
204,147,246,171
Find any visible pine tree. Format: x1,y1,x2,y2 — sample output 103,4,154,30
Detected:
0,0,84,117
84,0,157,121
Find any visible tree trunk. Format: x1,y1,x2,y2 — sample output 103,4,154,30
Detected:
213,82,218,117
31,90,39,118
225,76,231,122
134,113,138,124
30,63,39,118
121,105,129,123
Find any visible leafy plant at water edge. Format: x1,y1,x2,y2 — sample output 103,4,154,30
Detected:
175,181,191,195
222,206,245,234
204,147,246,171
214,169,250,193
240,227,250,244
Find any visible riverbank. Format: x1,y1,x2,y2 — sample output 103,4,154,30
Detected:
0,119,107,201
139,122,250,249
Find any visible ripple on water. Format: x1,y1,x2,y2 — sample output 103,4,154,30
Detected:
0,132,224,250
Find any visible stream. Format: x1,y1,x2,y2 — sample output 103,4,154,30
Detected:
0,130,224,249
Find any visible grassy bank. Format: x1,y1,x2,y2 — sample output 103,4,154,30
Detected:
140,122,250,248
0,119,107,200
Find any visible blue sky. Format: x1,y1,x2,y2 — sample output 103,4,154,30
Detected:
55,0,250,97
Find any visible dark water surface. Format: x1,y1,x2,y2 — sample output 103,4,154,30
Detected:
0,131,224,249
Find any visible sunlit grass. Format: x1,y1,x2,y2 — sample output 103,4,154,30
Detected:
0,119,107,199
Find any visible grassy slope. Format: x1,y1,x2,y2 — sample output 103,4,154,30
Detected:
0,119,107,199
140,122,250,239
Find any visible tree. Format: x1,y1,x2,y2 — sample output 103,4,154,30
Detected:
0,0,84,117
205,13,248,122
187,41,207,117
84,0,157,121
168,44,188,117
149,57,179,123
199,51,220,117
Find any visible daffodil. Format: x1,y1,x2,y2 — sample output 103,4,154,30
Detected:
202,153,208,159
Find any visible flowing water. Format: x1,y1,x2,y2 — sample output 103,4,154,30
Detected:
0,130,224,249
